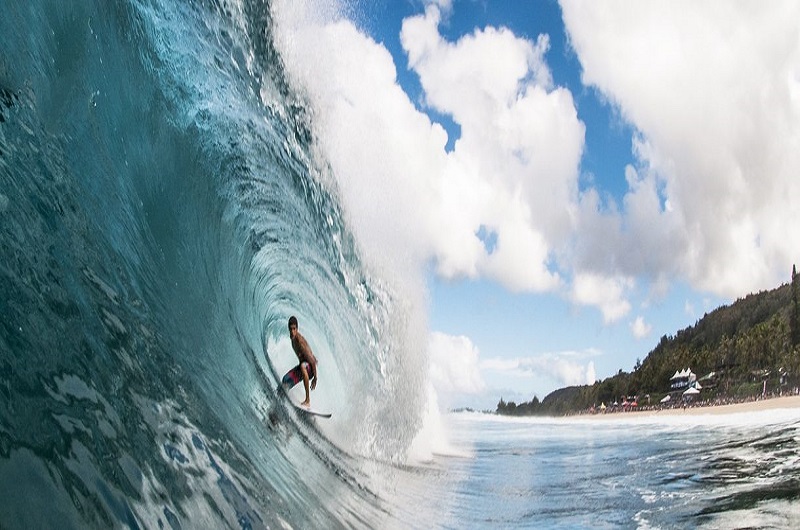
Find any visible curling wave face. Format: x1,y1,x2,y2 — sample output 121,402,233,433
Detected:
0,0,431,527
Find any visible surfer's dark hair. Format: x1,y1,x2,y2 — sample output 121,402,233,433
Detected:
288,316,298,328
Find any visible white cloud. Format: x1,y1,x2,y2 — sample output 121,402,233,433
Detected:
425,0,453,15
271,3,446,288
630,316,652,339
272,0,800,328
570,272,632,323
481,352,597,388
401,7,584,293
428,332,486,399
561,0,800,298
402,6,555,118
272,1,584,297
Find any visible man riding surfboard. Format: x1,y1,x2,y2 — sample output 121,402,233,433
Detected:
282,316,318,408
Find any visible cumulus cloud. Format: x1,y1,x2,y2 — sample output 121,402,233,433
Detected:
630,316,652,339
428,332,486,396
401,6,584,292
272,0,800,330
570,272,633,323
272,0,584,297
481,352,597,388
426,0,453,14
271,2,446,288
561,0,800,298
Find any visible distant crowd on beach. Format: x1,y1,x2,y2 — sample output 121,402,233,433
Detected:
580,387,800,416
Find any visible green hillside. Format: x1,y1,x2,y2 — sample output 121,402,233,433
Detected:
497,267,800,416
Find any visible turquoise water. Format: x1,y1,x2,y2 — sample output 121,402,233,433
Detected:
1,0,423,527
437,410,800,529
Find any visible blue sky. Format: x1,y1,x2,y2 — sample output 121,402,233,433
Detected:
272,0,800,410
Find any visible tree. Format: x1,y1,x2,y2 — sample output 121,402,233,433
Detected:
495,277,797,416
791,265,800,348
497,398,507,413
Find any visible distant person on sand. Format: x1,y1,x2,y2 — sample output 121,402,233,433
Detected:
282,316,318,407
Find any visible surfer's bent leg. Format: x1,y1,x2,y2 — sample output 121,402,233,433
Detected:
300,362,311,407
282,365,302,390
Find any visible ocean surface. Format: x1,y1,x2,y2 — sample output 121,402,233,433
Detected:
2,0,800,528
441,410,800,529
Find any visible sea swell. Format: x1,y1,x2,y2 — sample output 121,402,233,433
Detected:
0,0,428,528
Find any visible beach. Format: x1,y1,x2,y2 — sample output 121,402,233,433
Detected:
584,394,800,420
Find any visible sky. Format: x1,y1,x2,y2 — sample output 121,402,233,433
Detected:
271,0,800,410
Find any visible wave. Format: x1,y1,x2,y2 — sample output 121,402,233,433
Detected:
0,0,431,527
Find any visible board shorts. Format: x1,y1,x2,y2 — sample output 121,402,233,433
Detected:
282,361,314,389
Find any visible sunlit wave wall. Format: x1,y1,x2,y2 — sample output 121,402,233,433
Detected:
0,0,429,527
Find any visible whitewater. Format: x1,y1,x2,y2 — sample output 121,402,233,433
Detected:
3,1,800,528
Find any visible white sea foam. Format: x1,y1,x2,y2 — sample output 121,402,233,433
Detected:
408,385,473,463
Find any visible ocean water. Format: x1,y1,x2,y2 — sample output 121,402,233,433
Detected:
1,0,427,527
439,410,800,529
3,0,800,528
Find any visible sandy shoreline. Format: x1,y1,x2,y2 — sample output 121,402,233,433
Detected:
580,395,800,420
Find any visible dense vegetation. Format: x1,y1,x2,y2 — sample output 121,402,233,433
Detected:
497,266,800,416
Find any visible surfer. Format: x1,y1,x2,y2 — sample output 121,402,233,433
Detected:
282,316,318,407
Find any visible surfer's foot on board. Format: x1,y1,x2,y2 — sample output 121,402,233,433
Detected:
300,400,310,408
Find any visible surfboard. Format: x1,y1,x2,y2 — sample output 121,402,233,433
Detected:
290,401,332,418
279,382,331,418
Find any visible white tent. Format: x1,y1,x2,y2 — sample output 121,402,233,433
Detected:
683,387,700,395
660,395,671,403
670,368,697,381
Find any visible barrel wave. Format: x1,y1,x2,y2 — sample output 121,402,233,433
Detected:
0,1,433,528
